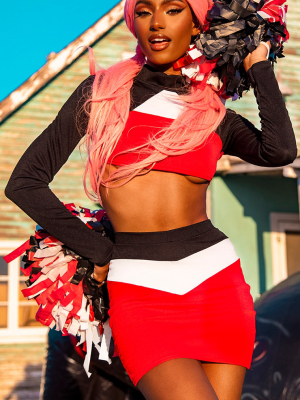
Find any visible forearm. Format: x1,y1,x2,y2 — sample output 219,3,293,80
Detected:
5,181,113,266
248,60,297,164
220,61,297,166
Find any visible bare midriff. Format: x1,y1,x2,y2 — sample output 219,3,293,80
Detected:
100,164,209,233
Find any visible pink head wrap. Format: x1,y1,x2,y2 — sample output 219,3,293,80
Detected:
124,0,212,38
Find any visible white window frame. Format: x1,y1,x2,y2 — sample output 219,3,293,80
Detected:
270,213,300,286
0,241,47,344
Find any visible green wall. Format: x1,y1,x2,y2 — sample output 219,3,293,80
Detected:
210,175,299,300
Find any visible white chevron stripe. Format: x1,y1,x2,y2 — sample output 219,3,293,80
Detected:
133,90,185,120
107,238,239,295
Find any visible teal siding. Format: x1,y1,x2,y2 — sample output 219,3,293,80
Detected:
211,175,299,299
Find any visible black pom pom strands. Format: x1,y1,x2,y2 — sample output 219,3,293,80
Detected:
3,203,114,377
195,0,288,97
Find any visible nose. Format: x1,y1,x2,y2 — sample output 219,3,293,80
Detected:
150,11,165,31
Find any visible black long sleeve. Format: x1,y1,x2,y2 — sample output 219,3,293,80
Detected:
217,61,297,166
5,75,114,266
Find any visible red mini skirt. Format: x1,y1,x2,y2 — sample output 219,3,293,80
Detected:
107,220,256,386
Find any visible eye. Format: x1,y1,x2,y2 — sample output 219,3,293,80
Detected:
167,8,184,15
135,10,152,17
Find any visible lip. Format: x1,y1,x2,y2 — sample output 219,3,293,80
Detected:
148,34,171,51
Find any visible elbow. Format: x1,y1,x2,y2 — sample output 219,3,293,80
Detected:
5,180,18,203
266,146,298,167
280,145,298,166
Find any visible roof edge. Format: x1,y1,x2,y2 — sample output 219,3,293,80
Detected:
0,0,125,123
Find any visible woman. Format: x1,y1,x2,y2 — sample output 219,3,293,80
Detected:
5,0,297,399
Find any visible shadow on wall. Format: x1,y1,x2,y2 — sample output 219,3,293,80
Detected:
39,328,145,400
4,363,43,400
222,175,299,294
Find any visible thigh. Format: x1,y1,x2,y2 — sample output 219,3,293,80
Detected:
137,358,218,400
201,362,246,400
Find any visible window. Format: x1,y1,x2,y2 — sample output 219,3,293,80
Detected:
0,242,47,344
0,257,8,328
270,213,300,285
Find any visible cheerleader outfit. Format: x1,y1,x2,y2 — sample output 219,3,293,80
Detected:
5,60,297,386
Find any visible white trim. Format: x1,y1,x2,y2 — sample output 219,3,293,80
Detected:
8,258,19,331
133,90,184,119
270,212,300,285
0,329,47,344
0,241,48,343
0,241,27,250
108,239,239,294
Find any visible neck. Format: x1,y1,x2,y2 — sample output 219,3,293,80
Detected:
146,60,182,76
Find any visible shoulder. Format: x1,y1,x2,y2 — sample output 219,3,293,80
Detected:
216,108,238,133
74,75,95,103
60,75,95,117
215,108,246,152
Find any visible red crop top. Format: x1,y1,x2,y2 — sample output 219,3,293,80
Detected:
108,89,223,181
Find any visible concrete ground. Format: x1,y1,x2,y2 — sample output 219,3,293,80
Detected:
0,343,46,400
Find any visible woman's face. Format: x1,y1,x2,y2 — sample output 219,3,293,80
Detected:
134,0,200,75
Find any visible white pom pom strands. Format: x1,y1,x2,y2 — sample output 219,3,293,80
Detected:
4,204,114,377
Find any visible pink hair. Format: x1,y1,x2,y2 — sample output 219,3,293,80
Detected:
83,0,226,205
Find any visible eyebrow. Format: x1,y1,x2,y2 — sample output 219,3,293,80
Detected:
135,0,185,6
161,0,185,4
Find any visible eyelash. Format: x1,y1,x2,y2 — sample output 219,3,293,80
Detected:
136,9,184,17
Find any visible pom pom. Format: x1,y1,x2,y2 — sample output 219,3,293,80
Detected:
4,203,114,377
194,0,289,98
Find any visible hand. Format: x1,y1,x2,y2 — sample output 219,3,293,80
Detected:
92,262,109,286
243,41,271,72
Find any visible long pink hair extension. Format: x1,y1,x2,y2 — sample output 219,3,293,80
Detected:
83,0,226,205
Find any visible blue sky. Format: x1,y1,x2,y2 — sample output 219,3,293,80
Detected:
0,1,120,102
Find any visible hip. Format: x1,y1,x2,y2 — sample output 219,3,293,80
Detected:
107,219,253,302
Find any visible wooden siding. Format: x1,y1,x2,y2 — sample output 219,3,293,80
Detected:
228,0,300,151
0,20,137,240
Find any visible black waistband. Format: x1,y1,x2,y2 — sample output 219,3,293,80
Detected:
112,220,227,261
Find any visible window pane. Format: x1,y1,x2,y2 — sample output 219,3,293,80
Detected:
19,281,38,302
286,231,300,277
0,282,8,302
0,306,7,328
20,259,28,276
0,257,8,276
19,305,40,327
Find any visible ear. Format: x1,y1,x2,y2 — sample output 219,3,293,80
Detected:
191,18,201,36
192,25,201,36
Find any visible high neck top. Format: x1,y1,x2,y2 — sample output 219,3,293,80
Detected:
134,64,189,93
111,63,224,180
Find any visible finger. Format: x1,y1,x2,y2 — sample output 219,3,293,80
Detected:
259,41,270,59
